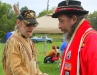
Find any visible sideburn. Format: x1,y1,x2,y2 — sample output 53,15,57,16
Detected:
66,15,84,41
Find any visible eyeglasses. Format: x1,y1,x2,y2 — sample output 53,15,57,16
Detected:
26,23,38,27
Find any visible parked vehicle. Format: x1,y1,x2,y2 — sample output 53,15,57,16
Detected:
31,36,53,43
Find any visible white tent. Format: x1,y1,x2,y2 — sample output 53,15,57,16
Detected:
34,15,62,33
33,15,63,53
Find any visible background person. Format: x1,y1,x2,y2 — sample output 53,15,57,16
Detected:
60,40,68,55
54,46,60,61
44,45,57,63
56,46,60,54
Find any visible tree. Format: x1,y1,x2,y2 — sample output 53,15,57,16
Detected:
38,7,55,18
87,11,97,30
20,6,28,12
0,1,16,42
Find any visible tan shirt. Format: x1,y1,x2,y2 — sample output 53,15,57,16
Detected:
2,31,42,75
46,49,57,57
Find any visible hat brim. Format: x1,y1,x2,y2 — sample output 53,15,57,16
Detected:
24,18,38,25
52,10,89,18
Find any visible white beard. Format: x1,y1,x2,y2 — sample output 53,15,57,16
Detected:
62,32,69,42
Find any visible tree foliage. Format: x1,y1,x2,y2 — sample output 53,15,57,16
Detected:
20,6,28,12
87,11,97,30
38,7,55,17
0,1,16,42
0,1,97,42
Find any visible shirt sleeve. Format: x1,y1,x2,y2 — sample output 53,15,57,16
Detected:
46,50,53,56
60,42,67,51
7,40,29,75
80,33,97,75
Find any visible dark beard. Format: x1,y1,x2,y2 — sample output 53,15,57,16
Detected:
63,15,85,42
65,18,83,41
63,31,74,42
67,23,77,41
62,24,77,42
62,23,78,42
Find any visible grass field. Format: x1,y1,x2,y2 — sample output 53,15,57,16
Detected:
0,42,62,75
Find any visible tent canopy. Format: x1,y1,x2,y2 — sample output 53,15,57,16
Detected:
34,15,62,33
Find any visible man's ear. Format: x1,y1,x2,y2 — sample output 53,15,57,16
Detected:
71,15,77,24
16,19,21,27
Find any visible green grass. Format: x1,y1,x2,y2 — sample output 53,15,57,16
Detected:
0,43,4,75
0,42,61,75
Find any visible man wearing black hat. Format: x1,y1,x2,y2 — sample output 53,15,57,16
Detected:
52,0,97,75
2,10,48,75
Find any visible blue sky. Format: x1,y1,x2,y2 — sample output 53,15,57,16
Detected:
1,0,97,15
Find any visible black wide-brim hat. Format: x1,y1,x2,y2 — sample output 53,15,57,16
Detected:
17,10,38,25
52,0,89,18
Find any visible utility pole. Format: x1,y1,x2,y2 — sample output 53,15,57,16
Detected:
43,0,49,55
46,0,49,15
17,2,19,10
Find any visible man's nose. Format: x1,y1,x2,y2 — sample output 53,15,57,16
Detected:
58,23,62,29
29,25,34,29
